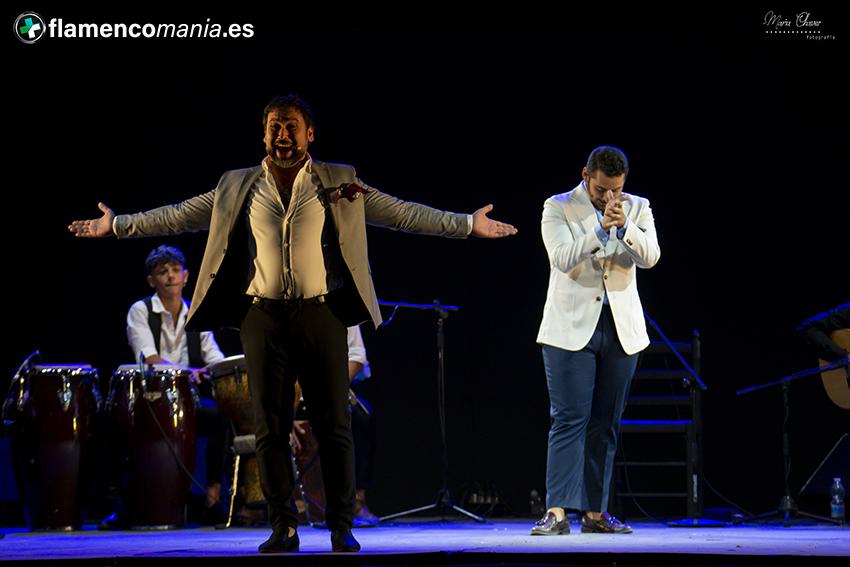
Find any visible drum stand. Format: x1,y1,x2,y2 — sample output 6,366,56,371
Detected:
376,300,485,523
226,433,257,528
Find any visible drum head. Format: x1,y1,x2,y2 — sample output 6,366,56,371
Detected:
31,364,94,373
208,355,248,379
114,363,188,373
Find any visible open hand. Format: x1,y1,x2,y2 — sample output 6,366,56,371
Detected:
68,202,115,238
471,204,518,238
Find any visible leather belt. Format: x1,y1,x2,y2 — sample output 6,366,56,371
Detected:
251,295,326,308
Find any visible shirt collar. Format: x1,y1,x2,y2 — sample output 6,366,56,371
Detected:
151,294,189,319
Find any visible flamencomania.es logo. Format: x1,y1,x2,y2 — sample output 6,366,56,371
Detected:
12,13,256,42
14,12,46,44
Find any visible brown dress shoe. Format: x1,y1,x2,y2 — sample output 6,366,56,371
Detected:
530,511,570,535
580,512,633,534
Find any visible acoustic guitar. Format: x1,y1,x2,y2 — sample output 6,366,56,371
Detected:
820,329,850,409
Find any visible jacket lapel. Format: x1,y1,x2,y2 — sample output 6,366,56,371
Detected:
572,184,603,239
311,160,332,191
223,166,262,234
312,160,347,237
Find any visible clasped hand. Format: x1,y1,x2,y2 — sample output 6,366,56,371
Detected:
600,196,628,231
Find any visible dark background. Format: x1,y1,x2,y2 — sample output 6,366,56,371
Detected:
3,5,847,523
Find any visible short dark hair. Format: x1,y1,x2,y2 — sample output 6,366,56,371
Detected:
262,94,315,130
586,146,629,178
145,245,185,274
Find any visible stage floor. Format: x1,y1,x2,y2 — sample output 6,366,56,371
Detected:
1,518,848,565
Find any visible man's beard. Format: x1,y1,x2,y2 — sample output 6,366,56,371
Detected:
267,143,306,168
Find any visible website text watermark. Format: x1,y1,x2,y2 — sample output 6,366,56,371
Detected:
14,12,255,44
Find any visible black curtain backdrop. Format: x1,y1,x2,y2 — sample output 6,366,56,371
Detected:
5,5,847,520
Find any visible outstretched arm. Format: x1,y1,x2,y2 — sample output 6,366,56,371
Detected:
360,181,517,239
69,191,215,239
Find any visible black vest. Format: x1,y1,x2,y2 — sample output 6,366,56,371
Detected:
143,297,203,368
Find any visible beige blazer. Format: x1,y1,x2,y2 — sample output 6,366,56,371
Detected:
536,183,660,355
114,159,470,330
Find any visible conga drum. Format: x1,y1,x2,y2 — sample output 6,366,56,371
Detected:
108,365,196,529
207,355,265,508
2,364,100,530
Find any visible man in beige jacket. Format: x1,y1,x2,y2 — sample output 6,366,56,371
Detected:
69,95,516,553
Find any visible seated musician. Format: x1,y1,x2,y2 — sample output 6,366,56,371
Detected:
101,245,229,528
796,302,850,410
796,303,850,363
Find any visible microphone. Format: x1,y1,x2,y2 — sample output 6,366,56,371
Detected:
13,350,41,380
139,352,148,393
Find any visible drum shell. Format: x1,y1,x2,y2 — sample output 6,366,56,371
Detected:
3,366,100,531
108,368,196,528
208,357,265,508
208,360,252,436
292,418,326,524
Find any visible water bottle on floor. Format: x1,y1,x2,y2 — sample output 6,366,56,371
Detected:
830,478,845,523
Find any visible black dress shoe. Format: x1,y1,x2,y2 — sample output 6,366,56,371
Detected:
97,512,127,531
258,529,300,553
331,529,361,552
530,511,570,535
580,513,633,534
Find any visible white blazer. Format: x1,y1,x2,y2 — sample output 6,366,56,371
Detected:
537,183,660,355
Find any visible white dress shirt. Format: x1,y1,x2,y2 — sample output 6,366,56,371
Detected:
245,157,332,300
347,325,371,382
127,294,225,366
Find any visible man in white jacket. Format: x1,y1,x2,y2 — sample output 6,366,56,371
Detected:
534,146,660,535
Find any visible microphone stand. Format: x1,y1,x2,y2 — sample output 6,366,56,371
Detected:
736,357,849,526
376,299,485,523
4,350,41,417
